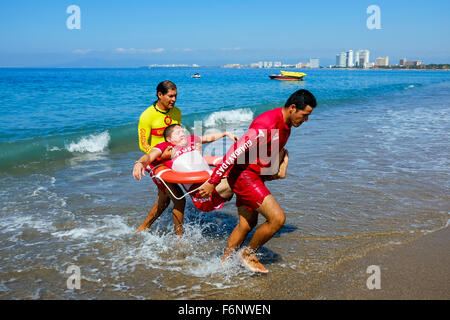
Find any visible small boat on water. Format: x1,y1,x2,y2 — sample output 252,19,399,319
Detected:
192,73,201,78
269,70,306,81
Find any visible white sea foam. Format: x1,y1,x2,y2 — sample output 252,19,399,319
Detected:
203,108,253,127
66,131,110,153
47,146,62,151
51,215,134,240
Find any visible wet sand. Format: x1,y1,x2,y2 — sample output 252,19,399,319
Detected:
315,226,450,299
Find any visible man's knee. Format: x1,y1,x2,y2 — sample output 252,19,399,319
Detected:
240,218,258,233
238,207,258,232
271,210,286,230
258,196,286,229
249,217,258,230
238,221,255,234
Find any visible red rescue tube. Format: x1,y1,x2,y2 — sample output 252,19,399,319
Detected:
152,155,222,184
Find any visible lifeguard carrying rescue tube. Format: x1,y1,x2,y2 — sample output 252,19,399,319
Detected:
150,155,222,184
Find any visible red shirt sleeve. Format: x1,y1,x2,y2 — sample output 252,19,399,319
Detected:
152,141,171,154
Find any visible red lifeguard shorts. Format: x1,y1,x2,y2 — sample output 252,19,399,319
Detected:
146,164,167,192
227,168,271,211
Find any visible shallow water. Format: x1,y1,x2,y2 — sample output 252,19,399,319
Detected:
0,69,449,299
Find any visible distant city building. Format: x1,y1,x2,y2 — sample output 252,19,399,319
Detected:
310,58,320,68
357,50,370,68
282,64,296,68
223,64,242,68
399,58,407,66
336,52,346,67
346,50,354,67
274,61,282,68
149,64,189,68
295,62,310,68
354,51,360,67
375,56,389,66
405,60,422,66
250,61,263,68
263,61,273,68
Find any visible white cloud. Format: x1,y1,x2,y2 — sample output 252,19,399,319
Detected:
73,49,93,55
114,48,165,54
220,47,241,51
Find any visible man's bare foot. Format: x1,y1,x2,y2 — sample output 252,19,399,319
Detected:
135,220,151,232
239,248,269,273
221,248,235,262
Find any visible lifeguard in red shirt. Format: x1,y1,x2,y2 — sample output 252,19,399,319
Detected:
199,89,317,273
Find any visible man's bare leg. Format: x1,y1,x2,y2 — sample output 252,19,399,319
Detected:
228,195,285,273
222,205,258,261
165,183,186,236
136,189,170,232
171,196,185,237
247,194,285,251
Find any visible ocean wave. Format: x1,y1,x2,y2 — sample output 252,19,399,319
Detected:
203,108,254,127
66,131,110,153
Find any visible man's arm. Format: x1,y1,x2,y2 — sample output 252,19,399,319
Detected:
138,114,152,154
261,149,289,181
201,132,238,144
132,143,176,181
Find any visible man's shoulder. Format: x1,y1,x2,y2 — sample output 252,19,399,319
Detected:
251,108,282,129
171,106,182,117
139,105,156,119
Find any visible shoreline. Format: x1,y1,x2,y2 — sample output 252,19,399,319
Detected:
315,226,450,299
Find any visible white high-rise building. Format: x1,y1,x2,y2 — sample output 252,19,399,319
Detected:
355,51,360,67
336,52,346,67
310,58,320,68
274,61,282,68
357,50,370,68
346,50,354,67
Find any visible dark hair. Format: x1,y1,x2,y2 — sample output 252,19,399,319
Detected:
284,89,317,110
163,124,181,141
156,80,177,98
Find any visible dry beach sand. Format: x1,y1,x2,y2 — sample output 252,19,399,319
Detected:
315,226,450,299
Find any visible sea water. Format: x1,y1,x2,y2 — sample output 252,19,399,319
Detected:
0,68,449,299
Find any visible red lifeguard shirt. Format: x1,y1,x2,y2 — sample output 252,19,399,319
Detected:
208,107,291,185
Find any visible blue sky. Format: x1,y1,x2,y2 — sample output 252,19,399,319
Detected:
1,0,449,67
